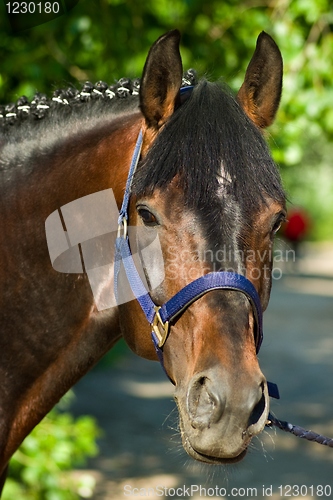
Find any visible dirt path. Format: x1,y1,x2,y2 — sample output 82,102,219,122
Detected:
71,271,333,499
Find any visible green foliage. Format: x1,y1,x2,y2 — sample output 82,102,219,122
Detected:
2,393,100,500
0,0,332,240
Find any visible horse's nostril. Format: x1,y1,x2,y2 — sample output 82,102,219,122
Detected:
248,382,266,427
248,393,266,427
187,374,225,429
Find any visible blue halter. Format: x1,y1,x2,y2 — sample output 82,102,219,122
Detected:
114,90,279,399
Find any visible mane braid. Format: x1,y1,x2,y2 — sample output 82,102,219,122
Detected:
0,69,197,130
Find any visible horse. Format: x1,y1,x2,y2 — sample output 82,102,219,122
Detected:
0,29,285,492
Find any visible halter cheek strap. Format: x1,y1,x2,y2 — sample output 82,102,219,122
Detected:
114,100,279,399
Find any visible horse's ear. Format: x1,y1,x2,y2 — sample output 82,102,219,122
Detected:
237,32,283,129
140,30,183,130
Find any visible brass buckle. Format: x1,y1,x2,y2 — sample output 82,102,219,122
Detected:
117,217,128,239
151,306,170,348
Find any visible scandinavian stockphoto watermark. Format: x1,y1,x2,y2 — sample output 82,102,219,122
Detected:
166,242,295,282
45,189,295,311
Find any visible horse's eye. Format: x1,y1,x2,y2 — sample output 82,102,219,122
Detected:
272,214,286,235
137,208,158,226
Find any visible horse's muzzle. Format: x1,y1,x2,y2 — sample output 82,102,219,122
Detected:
175,367,269,463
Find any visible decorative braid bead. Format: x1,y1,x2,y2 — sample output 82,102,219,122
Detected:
1,72,198,126
182,68,197,87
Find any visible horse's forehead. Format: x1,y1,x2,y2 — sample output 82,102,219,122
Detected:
145,182,284,241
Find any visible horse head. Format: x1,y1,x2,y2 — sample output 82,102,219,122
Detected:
119,30,286,463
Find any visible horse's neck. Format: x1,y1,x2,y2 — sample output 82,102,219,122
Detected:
0,111,142,472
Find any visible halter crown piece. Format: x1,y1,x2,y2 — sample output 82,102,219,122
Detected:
114,86,333,448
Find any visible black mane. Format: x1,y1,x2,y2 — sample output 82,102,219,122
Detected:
133,79,285,212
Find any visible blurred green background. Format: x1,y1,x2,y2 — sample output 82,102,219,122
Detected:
1,0,333,240
0,2,332,497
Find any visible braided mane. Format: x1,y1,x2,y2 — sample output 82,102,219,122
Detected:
0,70,197,130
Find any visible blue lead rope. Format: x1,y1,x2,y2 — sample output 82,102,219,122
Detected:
114,118,333,450
267,413,333,448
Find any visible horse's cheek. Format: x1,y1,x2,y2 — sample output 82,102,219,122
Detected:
119,304,158,361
